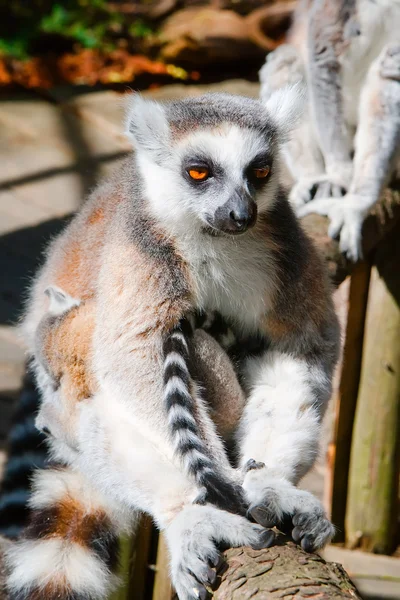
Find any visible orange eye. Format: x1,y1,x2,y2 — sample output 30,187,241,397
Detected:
253,166,270,179
188,167,209,181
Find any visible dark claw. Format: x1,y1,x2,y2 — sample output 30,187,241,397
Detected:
249,505,276,528
198,585,209,600
243,458,265,473
250,529,275,550
206,567,217,586
210,553,224,571
301,535,315,553
292,526,302,543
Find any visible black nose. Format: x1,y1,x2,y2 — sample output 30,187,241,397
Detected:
229,204,256,231
229,209,251,230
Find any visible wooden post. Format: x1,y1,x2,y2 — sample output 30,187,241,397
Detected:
110,515,154,600
110,535,137,600
346,225,400,554
328,262,371,540
128,515,155,599
152,534,174,600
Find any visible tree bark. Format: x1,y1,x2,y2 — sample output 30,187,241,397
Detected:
214,541,362,600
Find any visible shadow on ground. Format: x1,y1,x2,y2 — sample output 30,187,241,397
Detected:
0,216,72,326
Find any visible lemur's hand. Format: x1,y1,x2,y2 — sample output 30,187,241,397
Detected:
297,194,367,262
289,162,353,208
242,461,335,552
166,504,275,600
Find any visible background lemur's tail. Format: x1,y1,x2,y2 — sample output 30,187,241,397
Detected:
163,318,246,516
0,370,48,539
5,465,122,600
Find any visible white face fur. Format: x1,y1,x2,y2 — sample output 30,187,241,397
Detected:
126,87,305,238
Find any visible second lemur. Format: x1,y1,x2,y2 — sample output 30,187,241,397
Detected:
7,91,340,600
260,0,400,261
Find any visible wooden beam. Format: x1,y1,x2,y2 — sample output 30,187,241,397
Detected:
152,534,174,600
345,223,400,554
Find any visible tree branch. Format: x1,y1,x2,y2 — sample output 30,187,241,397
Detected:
214,540,362,599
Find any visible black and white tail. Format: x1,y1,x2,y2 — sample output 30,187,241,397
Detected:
5,464,122,600
0,370,48,540
163,317,246,515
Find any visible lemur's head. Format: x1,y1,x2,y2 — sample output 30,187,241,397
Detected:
125,90,303,236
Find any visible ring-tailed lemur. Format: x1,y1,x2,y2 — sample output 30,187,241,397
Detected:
6,91,340,600
259,0,400,261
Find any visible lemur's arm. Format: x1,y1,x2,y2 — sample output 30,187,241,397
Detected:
236,210,340,552
307,0,355,185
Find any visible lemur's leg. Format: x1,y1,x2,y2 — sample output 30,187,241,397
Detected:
298,44,400,261
5,464,131,600
259,44,325,207
237,349,336,552
305,0,355,195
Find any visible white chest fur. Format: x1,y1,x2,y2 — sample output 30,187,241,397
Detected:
179,229,276,332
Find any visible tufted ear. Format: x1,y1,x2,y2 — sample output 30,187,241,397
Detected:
125,94,171,162
264,83,306,140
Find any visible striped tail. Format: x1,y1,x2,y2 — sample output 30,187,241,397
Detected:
0,370,48,539
5,465,122,600
163,318,246,516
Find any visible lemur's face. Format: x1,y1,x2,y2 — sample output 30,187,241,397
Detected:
126,91,303,236
175,125,275,235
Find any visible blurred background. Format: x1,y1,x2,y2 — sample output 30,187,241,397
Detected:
0,1,399,599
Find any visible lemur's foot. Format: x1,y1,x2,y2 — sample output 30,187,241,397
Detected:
243,468,335,552
166,504,275,600
380,44,400,81
297,195,366,262
290,173,348,208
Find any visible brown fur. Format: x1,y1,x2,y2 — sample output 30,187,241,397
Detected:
41,302,97,403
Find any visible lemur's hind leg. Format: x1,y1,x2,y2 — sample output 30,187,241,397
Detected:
259,44,325,207
237,350,336,553
298,44,400,261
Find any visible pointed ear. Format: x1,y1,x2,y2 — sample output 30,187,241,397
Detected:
44,286,80,315
125,94,170,162
264,83,306,140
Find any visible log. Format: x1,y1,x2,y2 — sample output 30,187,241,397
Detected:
213,541,362,599
301,182,400,287
345,223,400,554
